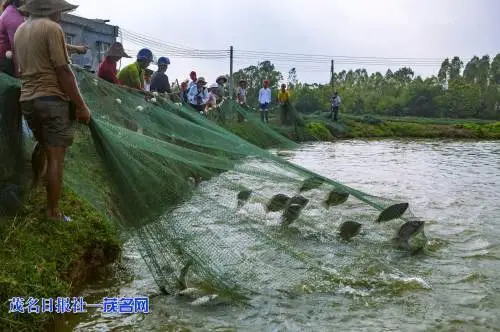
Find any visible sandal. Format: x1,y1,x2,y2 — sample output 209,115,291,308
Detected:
46,213,72,223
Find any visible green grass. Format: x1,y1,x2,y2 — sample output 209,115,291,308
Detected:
300,113,500,140
0,188,121,331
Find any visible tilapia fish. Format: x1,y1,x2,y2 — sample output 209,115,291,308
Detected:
266,193,290,212
376,203,409,223
299,176,324,193
281,195,309,226
393,220,427,252
339,221,362,240
324,190,350,208
237,189,253,208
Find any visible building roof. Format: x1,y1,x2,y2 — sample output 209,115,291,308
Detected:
61,13,118,37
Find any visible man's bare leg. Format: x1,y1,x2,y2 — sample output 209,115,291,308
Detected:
31,143,47,188
45,146,66,219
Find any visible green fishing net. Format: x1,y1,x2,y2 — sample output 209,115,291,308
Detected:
0,69,419,301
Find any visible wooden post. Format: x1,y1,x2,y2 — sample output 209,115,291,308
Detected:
229,46,234,99
330,59,335,88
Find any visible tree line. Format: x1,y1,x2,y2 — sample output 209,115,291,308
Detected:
232,54,500,120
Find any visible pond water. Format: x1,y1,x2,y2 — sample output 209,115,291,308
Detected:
65,140,500,331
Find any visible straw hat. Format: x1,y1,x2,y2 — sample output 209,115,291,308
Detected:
105,42,131,58
216,75,228,84
197,77,207,85
19,0,78,16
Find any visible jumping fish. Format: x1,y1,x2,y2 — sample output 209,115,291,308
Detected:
339,221,362,240
376,203,409,223
190,294,219,306
393,220,427,252
324,190,350,208
237,189,253,208
281,195,309,226
266,194,290,212
177,260,193,290
299,176,324,193
179,288,206,298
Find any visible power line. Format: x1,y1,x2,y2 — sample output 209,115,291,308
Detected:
119,28,473,70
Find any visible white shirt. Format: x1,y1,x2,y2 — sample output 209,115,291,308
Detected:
207,91,218,108
331,95,342,107
236,87,247,104
259,87,272,104
187,85,209,105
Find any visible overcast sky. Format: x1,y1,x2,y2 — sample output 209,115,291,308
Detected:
70,0,499,84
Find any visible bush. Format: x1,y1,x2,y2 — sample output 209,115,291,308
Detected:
305,121,334,141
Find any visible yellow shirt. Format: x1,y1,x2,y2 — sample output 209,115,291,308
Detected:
14,17,71,101
117,62,144,90
278,90,290,103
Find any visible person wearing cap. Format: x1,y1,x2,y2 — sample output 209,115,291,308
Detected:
258,80,272,123
236,79,247,106
150,56,172,94
206,83,220,110
14,0,91,222
0,0,24,76
187,76,209,114
117,48,153,90
216,75,227,100
97,42,130,84
179,80,189,103
188,71,197,89
278,83,291,125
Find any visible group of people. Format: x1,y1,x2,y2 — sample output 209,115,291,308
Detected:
95,42,233,115
0,0,343,222
94,40,303,123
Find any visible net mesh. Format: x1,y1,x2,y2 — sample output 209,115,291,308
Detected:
0,69,418,301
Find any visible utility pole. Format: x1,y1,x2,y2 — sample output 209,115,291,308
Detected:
229,46,234,99
330,59,335,88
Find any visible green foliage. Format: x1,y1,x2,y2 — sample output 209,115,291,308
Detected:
305,121,334,141
232,61,283,107
288,54,500,120
0,189,121,331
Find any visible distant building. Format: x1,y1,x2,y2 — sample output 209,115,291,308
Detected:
60,13,119,72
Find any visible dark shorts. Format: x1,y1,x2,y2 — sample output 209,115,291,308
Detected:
260,103,270,111
21,96,75,148
0,57,15,77
332,106,339,112
189,103,205,113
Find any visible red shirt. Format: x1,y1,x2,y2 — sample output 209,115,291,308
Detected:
98,57,119,84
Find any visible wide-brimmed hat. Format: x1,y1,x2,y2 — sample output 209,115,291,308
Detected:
19,0,78,16
197,77,207,85
216,75,228,84
106,42,131,58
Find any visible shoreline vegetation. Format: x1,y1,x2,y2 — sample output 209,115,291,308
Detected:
228,112,500,144
295,113,500,141
0,188,121,331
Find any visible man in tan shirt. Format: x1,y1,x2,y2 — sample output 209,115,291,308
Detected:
14,0,91,221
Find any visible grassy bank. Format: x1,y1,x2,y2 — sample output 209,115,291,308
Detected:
272,112,500,141
0,188,121,331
